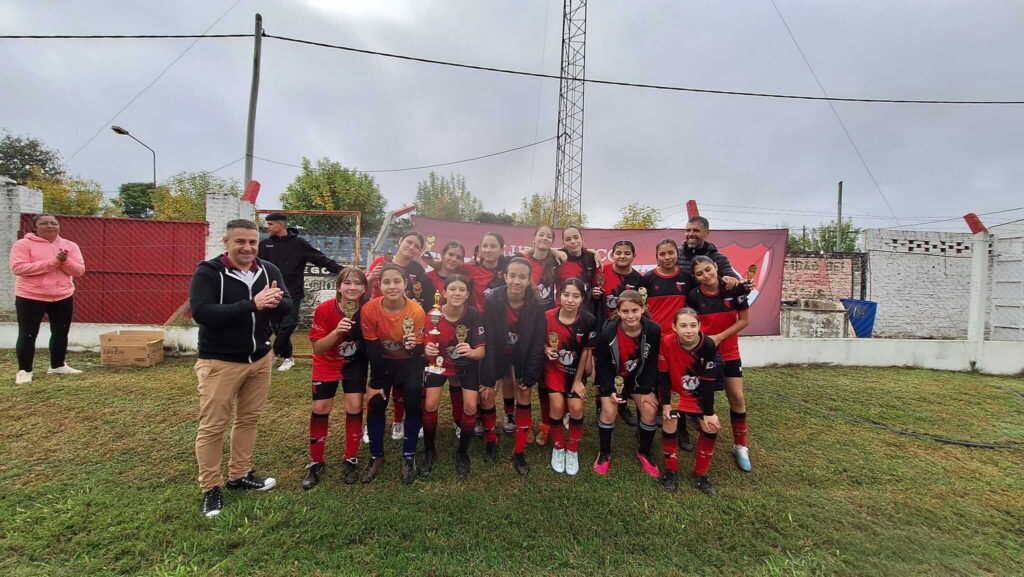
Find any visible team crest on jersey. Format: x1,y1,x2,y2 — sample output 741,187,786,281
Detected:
484,286,496,297
681,375,700,391
605,294,618,309
507,332,519,345
537,283,552,300
624,358,639,373
558,350,577,366
706,360,717,370
382,340,402,352
676,282,686,292
446,344,460,359
338,340,358,357
478,326,485,335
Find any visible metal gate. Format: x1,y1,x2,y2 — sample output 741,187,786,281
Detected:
989,226,1024,341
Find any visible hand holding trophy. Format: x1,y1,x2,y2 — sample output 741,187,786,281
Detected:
427,293,444,373
613,376,626,404
402,316,415,351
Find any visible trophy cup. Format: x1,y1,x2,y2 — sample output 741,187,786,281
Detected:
746,263,757,284
428,293,442,337
432,355,445,373
613,376,626,404
384,253,394,263
455,324,469,344
342,300,357,319
638,287,648,308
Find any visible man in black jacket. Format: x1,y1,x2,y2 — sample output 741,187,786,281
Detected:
678,216,742,289
190,218,293,518
258,212,342,371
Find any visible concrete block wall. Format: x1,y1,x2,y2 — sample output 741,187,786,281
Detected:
0,177,43,315
782,253,863,301
864,229,971,339
204,193,254,259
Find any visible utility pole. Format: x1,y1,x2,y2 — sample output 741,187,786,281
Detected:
837,180,844,249
243,13,263,187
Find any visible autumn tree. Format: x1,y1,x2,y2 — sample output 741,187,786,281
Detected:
788,220,862,253
614,202,662,229
279,157,387,233
25,168,103,216
514,192,587,227
151,171,240,221
0,130,65,183
414,171,482,222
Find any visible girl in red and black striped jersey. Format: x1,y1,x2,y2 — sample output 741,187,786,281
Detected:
592,290,663,477
422,275,486,478
687,255,753,473
657,307,723,496
462,232,509,312
593,240,643,325
424,241,471,303
543,279,598,476
555,225,600,303
303,267,370,489
481,257,547,475
361,265,428,485
521,225,562,448
641,239,696,335
421,274,489,479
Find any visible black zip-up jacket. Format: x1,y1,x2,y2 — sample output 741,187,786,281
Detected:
677,241,740,279
258,228,341,299
481,286,546,387
189,256,293,363
593,316,662,396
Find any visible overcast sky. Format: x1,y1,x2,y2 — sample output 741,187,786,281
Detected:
3,0,1023,231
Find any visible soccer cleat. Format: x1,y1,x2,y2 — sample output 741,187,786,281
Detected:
302,462,325,490
418,449,435,477
550,448,566,474
15,370,32,384
343,459,359,485
693,475,717,497
46,364,82,375
592,453,611,475
276,358,295,372
733,445,752,472
512,453,529,475
636,452,661,478
391,422,404,440
564,450,580,476
455,451,471,479
660,471,678,493
502,414,516,434
418,427,424,439
618,404,637,427
401,457,417,485
361,457,384,483
482,442,497,464
201,486,223,518
226,471,276,492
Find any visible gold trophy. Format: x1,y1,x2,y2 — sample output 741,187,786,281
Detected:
613,376,626,404
428,293,442,336
424,235,436,254
455,324,469,344
384,252,394,263
746,263,757,284
402,316,414,338
548,331,559,351
638,287,648,308
342,300,357,319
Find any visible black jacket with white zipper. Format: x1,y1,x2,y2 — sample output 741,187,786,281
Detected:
593,316,662,396
189,256,293,363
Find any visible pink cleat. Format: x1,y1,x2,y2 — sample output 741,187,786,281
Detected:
637,452,661,478
593,453,611,475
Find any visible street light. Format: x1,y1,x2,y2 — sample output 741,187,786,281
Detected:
111,125,156,189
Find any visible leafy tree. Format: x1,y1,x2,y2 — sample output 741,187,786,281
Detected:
614,202,662,229
151,171,240,221
477,210,516,225
0,130,65,183
113,182,155,218
25,167,103,216
514,192,587,227
279,157,387,233
788,220,861,253
414,171,482,222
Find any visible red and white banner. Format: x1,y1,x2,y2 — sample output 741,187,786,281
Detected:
410,216,788,335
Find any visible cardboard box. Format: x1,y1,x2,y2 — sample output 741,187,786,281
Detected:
100,330,165,367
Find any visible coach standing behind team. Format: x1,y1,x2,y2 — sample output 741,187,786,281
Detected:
678,216,742,286
258,213,342,372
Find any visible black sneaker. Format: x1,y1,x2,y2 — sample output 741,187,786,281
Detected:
418,449,435,477
660,471,678,493
512,453,529,475
401,457,418,485
693,475,717,497
343,459,359,485
482,441,497,464
301,462,324,490
226,471,276,492
361,456,384,484
618,403,638,427
201,486,223,518
455,451,470,479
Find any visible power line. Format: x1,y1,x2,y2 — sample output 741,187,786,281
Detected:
264,33,1024,105
63,0,244,163
253,136,556,173
897,205,1024,228
0,33,251,39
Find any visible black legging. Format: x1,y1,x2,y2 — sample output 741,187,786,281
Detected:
15,296,74,372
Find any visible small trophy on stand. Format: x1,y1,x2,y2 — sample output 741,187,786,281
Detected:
613,376,626,404
427,293,444,374
413,281,423,302
746,263,757,285
548,331,559,351
402,316,414,340
638,287,648,309
454,324,469,359
342,300,357,319
384,253,394,264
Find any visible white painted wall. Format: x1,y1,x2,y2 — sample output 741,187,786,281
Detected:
0,322,198,353
0,178,43,314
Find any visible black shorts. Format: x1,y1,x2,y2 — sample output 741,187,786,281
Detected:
598,383,655,398
723,359,743,379
311,380,339,401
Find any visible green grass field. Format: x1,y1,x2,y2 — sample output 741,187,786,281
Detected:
1,351,1022,577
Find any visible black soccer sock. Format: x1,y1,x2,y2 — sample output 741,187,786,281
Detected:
638,419,657,457
597,419,614,455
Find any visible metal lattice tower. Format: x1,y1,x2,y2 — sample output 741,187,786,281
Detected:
552,0,586,226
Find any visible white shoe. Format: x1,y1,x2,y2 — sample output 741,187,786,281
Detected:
454,424,462,440
551,448,566,474
47,364,82,375
277,358,295,372
418,427,424,439
15,370,32,384
564,450,580,476
361,425,369,444
391,422,404,440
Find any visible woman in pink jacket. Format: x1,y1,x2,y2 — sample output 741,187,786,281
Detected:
9,214,86,384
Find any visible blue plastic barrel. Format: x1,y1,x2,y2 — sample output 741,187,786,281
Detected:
840,299,877,338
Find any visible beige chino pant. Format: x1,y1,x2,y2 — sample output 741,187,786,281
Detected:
193,353,272,492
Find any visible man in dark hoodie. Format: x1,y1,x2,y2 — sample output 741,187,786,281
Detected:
258,212,342,372
678,216,742,289
190,218,293,518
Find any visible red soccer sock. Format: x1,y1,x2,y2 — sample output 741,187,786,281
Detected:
549,416,566,450
450,386,464,426
309,412,330,464
662,430,679,473
694,432,717,477
423,409,439,451
513,403,532,454
730,410,748,447
481,407,498,443
567,417,584,453
344,411,362,461
393,387,405,423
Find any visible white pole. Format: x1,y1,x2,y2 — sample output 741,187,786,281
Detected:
967,231,990,343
